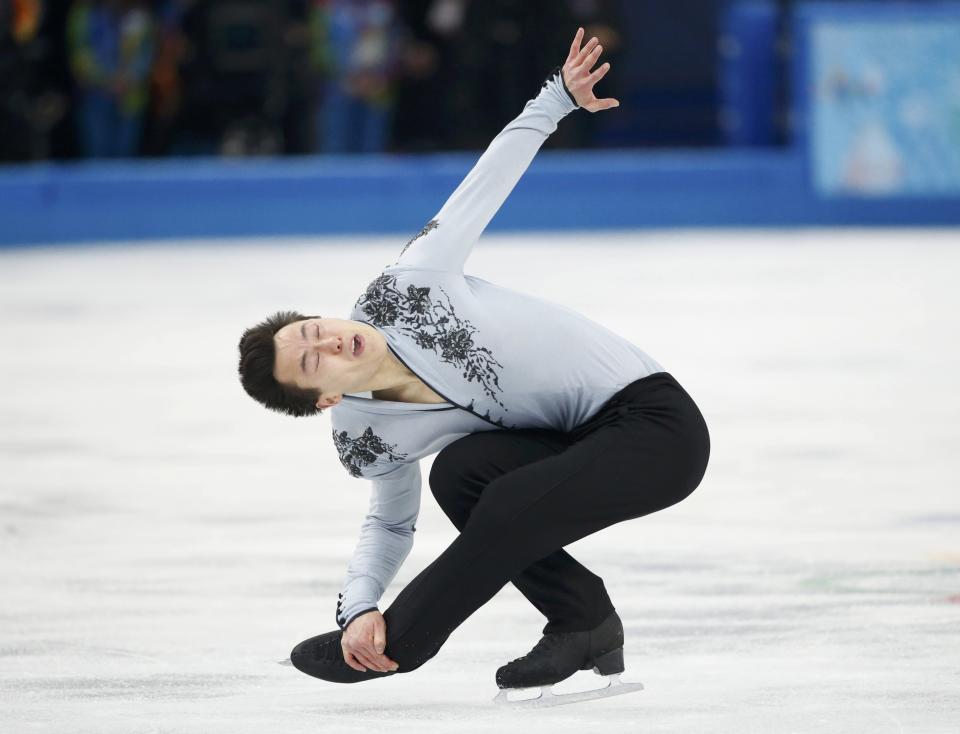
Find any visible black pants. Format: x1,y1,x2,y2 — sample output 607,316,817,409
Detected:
382,371,710,671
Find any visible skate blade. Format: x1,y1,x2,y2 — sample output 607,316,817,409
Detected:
492,673,644,709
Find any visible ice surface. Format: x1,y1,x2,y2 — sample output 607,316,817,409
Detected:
1,229,958,733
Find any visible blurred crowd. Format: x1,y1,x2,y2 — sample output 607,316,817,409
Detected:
1,0,729,162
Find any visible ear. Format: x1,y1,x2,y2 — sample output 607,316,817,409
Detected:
316,394,342,410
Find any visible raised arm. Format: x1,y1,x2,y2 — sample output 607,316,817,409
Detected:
394,28,618,274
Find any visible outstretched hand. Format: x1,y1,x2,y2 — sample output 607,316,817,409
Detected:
562,27,620,113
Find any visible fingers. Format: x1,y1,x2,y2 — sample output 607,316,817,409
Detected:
588,61,611,84
588,97,620,112
370,615,398,670
355,640,396,672
363,635,397,671
343,641,396,672
578,42,604,72
341,628,398,672
566,26,584,64
342,647,366,673
373,623,387,656
573,35,600,68
565,40,619,113
354,649,387,672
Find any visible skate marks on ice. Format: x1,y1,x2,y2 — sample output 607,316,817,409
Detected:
493,671,643,709
0,671,264,701
588,551,960,629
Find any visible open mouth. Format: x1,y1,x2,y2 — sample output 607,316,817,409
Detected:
352,334,364,356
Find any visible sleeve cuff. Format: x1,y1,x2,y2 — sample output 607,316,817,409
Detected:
336,575,383,628
549,65,579,108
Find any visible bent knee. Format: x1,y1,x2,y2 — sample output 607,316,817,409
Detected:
428,451,465,510
430,434,474,488
429,433,494,502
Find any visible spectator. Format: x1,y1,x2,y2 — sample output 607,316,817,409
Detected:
431,0,623,150
0,0,74,162
173,0,288,157
278,0,317,155
450,0,576,150
10,0,43,43
67,0,155,158
33,0,78,159
142,0,192,157
389,0,460,153
1,0,43,161
310,0,403,153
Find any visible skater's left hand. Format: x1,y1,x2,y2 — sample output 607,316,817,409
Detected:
561,27,620,112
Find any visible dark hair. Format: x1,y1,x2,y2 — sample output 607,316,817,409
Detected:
238,310,324,418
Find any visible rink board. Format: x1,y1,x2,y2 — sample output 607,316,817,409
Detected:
2,149,960,247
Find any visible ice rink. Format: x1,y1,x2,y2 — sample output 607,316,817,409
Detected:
2,228,958,733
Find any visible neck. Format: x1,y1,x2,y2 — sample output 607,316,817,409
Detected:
365,343,418,395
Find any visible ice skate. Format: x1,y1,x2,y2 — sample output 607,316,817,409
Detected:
288,629,399,684
492,611,643,708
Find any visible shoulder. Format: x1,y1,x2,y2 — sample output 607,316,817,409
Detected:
331,418,410,479
351,266,461,326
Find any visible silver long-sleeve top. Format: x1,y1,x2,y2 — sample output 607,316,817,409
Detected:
331,69,665,629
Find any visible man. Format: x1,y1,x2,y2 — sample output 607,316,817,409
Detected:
67,0,155,158
238,27,710,705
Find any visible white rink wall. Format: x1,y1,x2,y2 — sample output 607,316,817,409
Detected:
1,229,958,733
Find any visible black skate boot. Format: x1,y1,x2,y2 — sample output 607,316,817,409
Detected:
493,610,643,707
288,629,399,684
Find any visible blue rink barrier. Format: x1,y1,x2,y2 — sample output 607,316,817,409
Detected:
1,149,958,247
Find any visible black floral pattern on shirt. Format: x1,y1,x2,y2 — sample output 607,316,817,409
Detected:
354,272,510,420
332,426,407,478
398,219,439,260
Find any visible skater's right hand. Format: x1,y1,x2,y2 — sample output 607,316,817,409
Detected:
342,610,399,673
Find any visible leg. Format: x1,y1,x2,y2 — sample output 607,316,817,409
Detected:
358,99,391,153
430,429,615,633
78,92,112,158
113,112,144,158
383,380,710,673
290,372,710,684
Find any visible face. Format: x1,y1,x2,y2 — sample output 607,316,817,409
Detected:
273,318,382,410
